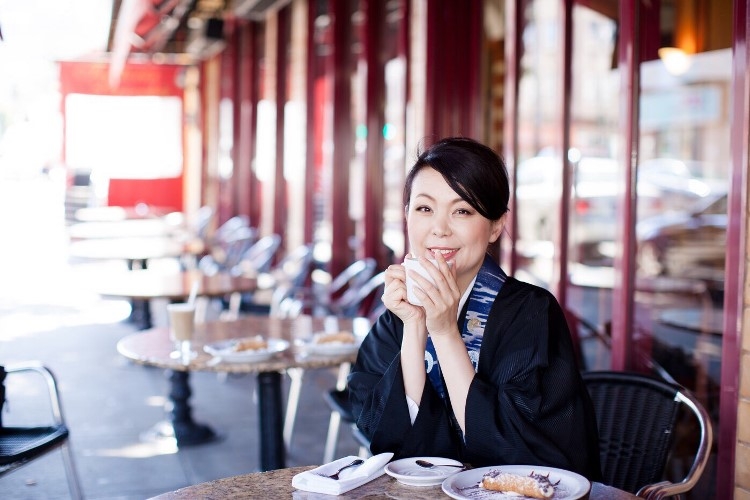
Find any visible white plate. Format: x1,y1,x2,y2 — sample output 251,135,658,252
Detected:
303,340,361,356
384,457,464,487
204,338,289,363
441,465,591,500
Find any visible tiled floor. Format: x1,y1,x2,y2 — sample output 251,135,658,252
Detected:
0,177,360,499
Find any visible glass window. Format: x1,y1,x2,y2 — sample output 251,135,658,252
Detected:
565,2,621,371
514,0,564,290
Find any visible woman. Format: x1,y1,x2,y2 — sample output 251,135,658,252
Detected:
348,137,601,480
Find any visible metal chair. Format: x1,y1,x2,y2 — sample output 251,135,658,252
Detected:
319,272,385,462
321,366,371,463
231,234,283,276
582,370,713,499
0,362,82,499
281,268,384,453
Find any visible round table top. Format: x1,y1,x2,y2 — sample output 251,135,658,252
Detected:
67,219,186,240
149,465,639,499
74,205,172,222
95,269,257,301
68,236,193,262
117,315,364,373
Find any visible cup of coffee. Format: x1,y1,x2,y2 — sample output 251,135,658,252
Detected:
167,302,196,363
167,302,196,342
403,257,451,306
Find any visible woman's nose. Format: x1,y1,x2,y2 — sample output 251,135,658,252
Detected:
431,217,450,236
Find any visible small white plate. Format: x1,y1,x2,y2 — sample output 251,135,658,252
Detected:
441,465,591,499
384,457,464,487
204,338,289,363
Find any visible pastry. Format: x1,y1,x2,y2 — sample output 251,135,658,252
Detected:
480,469,556,498
312,331,356,345
233,336,268,352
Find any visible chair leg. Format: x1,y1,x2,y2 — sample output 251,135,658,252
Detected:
323,410,342,464
322,363,352,463
283,368,304,450
60,440,83,500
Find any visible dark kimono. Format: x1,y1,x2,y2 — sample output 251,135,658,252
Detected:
347,276,602,481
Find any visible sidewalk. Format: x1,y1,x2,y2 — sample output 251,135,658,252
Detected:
0,177,360,499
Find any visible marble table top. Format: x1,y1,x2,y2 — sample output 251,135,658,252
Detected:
150,465,639,499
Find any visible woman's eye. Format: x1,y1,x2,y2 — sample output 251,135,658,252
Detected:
455,208,472,215
415,205,432,213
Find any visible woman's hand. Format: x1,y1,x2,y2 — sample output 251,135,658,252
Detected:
411,251,461,337
383,263,424,324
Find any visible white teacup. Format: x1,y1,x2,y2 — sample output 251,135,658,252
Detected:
403,257,452,306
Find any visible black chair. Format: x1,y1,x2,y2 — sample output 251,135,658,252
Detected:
319,272,385,462
0,363,82,499
582,370,713,499
322,384,371,463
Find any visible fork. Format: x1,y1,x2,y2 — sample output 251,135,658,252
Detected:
318,459,365,480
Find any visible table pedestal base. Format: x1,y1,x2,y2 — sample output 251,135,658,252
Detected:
166,370,217,446
258,371,286,471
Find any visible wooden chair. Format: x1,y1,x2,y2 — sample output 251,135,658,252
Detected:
0,363,82,499
582,370,713,499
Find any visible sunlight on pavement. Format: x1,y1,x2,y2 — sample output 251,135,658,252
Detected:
0,176,132,339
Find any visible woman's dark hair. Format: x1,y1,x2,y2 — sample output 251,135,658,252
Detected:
403,137,510,220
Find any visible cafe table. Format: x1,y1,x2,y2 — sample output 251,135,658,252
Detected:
67,235,201,270
74,205,173,222
67,218,186,240
117,314,358,471
96,269,257,329
150,465,640,499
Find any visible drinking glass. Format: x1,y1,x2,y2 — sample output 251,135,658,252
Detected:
167,302,196,363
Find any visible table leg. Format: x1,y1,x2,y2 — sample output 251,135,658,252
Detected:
258,371,285,471
167,370,217,446
130,299,152,330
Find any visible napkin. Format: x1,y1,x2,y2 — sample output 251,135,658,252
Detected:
292,452,394,495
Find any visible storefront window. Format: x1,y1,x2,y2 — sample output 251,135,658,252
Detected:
514,0,564,289
632,4,732,496
565,2,621,370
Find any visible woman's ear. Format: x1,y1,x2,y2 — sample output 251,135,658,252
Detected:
489,213,508,243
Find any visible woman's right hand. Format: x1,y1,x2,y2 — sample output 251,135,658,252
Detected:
383,264,425,324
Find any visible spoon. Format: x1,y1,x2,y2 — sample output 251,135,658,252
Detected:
324,458,365,480
415,459,465,469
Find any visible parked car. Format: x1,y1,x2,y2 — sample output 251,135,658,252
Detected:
515,155,665,262
636,190,727,286
514,154,725,264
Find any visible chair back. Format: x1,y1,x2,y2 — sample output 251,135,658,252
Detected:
193,205,215,240
327,259,377,316
276,243,315,289
234,234,282,275
334,271,386,320
0,363,82,498
582,370,713,498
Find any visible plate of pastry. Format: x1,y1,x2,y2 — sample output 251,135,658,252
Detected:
384,457,464,487
441,465,590,499
204,336,289,363
303,330,361,356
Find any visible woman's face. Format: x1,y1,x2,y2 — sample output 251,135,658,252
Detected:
405,167,505,293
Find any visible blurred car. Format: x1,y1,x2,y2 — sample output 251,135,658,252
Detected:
515,155,665,262
636,190,727,286
514,154,724,264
